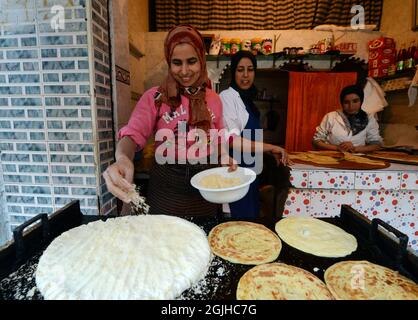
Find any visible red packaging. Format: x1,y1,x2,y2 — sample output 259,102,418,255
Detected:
368,67,389,78
368,37,395,50
335,42,357,54
368,47,396,59
368,56,395,68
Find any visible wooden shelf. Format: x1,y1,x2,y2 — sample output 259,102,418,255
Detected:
206,52,355,70
374,69,416,83
206,53,353,62
384,88,410,94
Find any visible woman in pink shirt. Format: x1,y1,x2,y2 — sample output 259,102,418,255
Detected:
103,25,235,216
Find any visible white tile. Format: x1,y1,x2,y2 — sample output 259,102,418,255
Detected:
283,188,310,217
352,189,399,222
400,171,418,190
309,171,354,189
354,171,401,190
309,189,355,218
289,170,309,188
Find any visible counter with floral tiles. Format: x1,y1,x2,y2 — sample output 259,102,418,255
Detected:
284,163,418,252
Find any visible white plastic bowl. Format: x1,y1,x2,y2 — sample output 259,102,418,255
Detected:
190,166,257,204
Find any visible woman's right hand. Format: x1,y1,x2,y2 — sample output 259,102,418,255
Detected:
338,141,355,153
103,155,135,203
270,145,293,166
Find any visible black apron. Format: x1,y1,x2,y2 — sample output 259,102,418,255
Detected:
147,161,219,217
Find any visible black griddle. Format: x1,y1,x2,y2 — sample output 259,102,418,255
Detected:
0,200,417,300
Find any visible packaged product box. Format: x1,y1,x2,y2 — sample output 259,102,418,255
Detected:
368,37,395,50
368,47,396,59
368,56,395,69
335,42,357,54
368,66,389,78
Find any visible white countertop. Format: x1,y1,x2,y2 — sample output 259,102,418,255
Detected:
289,162,418,172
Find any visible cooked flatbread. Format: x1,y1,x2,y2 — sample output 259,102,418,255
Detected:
275,217,357,257
343,152,386,166
367,152,418,165
36,215,211,299
324,260,418,300
237,263,334,300
289,152,340,165
308,150,343,157
208,221,281,265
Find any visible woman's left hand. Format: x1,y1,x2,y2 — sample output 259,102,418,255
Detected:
271,146,293,166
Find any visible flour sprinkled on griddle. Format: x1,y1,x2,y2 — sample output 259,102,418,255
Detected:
0,252,43,300
179,256,231,300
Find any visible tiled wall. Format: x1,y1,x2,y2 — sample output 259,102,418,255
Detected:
0,158,7,244
0,0,115,242
91,0,116,215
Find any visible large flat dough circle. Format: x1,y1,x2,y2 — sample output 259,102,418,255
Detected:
275,217,357,257
237,263,334,300
36,215,211,299
324,260,418,300
208,221,281,265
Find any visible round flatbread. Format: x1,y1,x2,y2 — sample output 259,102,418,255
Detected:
275,217,357,257
36,215,211,300
237,263,334,300
324,260,418,300
208,221,281,265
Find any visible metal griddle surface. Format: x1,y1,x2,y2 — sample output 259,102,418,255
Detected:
0,215,412,300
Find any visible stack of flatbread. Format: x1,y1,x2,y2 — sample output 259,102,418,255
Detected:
275,217,358,258
342,152,386,166
325,260,418,300
290,151,390,168
208,221,281,265
367,151,418,165
289,152,340,165
237,263,334,300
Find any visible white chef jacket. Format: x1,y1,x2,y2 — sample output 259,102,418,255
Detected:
219,87,249,135
313,110,383,147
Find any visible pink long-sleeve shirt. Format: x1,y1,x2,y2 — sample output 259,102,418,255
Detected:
119,87,227,163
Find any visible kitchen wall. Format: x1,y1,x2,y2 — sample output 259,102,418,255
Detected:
128,0,147,107
109,0,129,132
144,29,383,90
380,0,417,47
92,0,116,216
140,2,417,149
0,161,7,245
379,0,418,147
110,0,148,132
0,0,115,243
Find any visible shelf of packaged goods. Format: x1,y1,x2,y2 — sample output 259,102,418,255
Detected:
374,69,416,83
206,53,354,68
